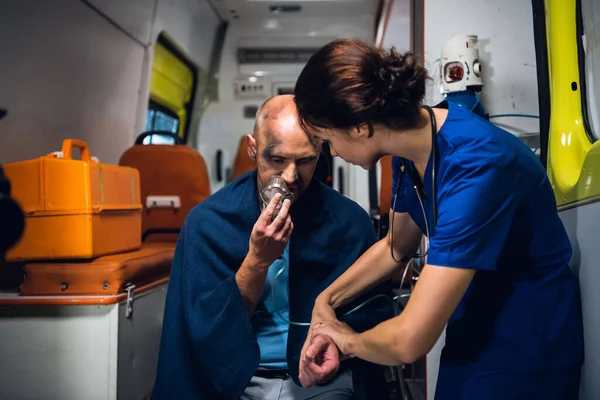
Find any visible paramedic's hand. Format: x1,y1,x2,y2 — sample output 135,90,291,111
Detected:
249,193,293,268
312,320,358,358
299,334,340,388
299,301,339,387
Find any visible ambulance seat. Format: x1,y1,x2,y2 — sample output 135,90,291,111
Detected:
230,135,256,181
379,155,393,214
119,131,211,242
371,155,393,240
374,155,413,285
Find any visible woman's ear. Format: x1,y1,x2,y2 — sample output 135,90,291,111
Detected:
246,134,257,161
351,123,372,139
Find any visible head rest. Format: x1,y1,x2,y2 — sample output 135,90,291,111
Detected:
230,135,256,181
119,140,211,242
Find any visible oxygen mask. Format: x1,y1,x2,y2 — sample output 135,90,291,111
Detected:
260,175,294,217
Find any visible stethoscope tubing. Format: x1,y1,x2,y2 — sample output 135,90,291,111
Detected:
389,105,438,263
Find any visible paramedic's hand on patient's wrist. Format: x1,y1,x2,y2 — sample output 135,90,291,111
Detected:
299,334,340,388
299,300,339,387
311,320,358,358
248,193,293,269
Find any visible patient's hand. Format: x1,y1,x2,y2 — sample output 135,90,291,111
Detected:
298,334,340,388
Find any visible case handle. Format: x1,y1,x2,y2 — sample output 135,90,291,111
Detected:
61,139,91,161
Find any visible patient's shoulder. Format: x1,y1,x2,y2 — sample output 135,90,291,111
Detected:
185,171,255,227
308,182,376,246
315,182,372,228
320,183,369,214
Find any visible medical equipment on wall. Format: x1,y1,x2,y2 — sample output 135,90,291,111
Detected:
260,175,295,216
440,34,486,118
390,105,438,264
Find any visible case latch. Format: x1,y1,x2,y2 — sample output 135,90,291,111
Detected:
125,284,136,319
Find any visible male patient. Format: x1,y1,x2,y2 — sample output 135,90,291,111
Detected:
152,95,392,399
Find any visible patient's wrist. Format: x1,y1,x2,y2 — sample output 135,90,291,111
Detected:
242,253,271,273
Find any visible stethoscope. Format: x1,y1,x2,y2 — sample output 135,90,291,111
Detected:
389,105,438,264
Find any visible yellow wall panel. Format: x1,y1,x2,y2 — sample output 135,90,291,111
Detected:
149,38,195,138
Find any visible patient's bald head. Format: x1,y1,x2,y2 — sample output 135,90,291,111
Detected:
247,95,320,200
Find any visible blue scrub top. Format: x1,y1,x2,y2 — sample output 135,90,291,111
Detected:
390,101,583,373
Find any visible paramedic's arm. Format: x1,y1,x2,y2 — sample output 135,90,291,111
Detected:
317,158,518,365
320,264,474,365
300,209,422,384
236,194,293,315
313,209,422,316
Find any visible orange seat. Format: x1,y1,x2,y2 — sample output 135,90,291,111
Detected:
379,156,393,213
378,156,413,285
119,140,211,242
230,135,256,181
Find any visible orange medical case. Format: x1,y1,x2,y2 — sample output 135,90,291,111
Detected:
3,139,142,261
19,242,175,296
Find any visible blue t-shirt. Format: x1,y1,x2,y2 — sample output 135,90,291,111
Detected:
391,101,583,372
251,243,290,369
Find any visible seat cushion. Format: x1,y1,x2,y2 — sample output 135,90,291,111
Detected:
20,243,175,295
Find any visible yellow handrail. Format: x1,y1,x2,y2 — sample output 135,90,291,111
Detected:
546,0,600,206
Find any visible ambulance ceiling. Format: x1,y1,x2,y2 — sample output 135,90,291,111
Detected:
209,0,380,21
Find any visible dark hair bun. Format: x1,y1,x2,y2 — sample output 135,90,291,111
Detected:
375,48,428,118
294,38,430,133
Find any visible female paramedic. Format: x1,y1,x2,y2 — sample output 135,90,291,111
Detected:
293,38,584,399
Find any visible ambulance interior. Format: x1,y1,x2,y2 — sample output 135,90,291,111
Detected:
0,0,599,399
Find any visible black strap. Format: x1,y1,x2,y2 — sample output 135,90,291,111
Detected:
404,159,426,199
424,105,438,230
254,368,290,380
368,167,379,216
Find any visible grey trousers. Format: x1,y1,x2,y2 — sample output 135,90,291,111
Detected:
240,370,354,400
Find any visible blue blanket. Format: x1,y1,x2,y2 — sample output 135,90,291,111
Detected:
152,170,394,399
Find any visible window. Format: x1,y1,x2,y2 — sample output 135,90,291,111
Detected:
147,34,197,143
144,101,180,144
581,0,600,140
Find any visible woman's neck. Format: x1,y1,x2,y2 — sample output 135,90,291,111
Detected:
379,107,447,174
